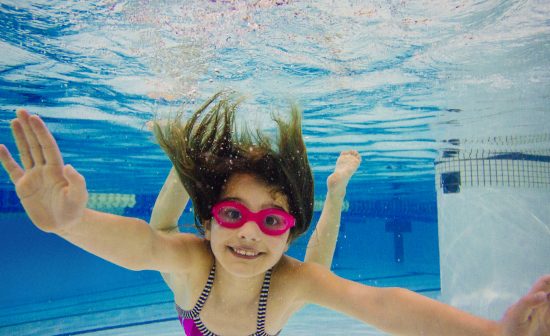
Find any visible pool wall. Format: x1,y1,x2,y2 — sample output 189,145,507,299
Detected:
436,142,550,320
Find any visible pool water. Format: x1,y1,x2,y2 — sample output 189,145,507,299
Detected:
1,1,549,335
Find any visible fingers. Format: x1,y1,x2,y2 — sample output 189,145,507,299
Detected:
11,119,33,169
0,144,24,184
338,150,362,167
10,110,64,168
341,149,358,155
16,109,45,166
28,115,64,166
506,275,550,324
529,274,550,295
340,150,362,160
512,291,549,324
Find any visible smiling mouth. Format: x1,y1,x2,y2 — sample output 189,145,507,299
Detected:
228,246,263,259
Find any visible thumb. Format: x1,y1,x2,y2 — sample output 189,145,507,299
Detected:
63,164,87,201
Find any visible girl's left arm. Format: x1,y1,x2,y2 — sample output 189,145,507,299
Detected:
305,150,361,268
297,262,549,336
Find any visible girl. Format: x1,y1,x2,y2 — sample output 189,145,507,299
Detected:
149,146,361,296
0,93,548,336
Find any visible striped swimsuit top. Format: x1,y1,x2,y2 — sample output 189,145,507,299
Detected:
175,261,281,336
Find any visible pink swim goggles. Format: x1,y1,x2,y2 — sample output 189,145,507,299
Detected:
211,200,296,236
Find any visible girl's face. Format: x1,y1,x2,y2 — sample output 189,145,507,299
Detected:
205,173,291,278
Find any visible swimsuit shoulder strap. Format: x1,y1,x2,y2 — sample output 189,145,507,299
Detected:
184,261,216,318
254,268,273,335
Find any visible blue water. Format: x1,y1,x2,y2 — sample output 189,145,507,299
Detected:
1,1,549,335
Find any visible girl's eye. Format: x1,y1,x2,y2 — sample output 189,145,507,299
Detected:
221,208,242,221
264,215,283,228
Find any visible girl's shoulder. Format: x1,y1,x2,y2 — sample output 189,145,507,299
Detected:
164,235,214,306
272,256,329,298
272,255,301,280
273,256,346,305
173,234,213,269
274,255,331,280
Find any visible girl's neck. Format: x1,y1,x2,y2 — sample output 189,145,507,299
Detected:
212,261,270,304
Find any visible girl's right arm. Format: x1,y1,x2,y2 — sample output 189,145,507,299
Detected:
147,119,190,234
149,166,191,286
150,166,189,233
0,110,197,274
59,208,200,273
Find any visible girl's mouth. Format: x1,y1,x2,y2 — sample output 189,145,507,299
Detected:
228,246,263,259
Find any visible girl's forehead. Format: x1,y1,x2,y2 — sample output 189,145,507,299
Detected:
221,173,289,209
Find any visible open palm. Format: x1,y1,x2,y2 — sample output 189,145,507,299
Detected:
0,110,88,233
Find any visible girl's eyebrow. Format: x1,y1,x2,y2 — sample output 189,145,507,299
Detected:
220,196,287,211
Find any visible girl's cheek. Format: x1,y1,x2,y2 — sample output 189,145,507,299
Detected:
269,235,290,252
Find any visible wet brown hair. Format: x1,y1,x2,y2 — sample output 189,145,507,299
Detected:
153,92,314,242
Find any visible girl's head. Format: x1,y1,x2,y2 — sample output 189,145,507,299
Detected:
206,172,294,276
154,92,314,244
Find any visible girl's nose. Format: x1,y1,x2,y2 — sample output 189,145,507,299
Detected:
237,220,262,241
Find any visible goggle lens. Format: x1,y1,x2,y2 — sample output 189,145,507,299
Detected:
212,201,295,236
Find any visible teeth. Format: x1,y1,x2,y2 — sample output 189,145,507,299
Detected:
232,247,259,257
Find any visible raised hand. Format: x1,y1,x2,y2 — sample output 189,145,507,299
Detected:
499,275,550,336
0,110,88,234
326,150,361,199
